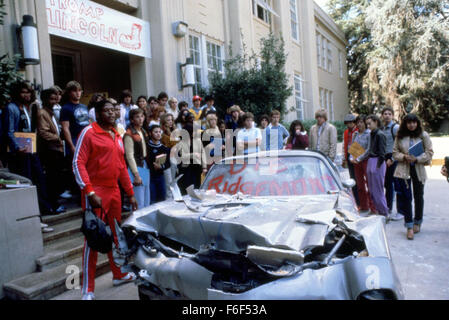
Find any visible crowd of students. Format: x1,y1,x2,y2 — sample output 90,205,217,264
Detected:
0,80,435,240
341,108,434,241
0,79,439,300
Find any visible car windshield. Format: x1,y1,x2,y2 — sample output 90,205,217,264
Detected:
202,156,339,196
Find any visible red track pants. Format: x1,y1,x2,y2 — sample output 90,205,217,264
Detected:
81,186,127,294
354,159,376,212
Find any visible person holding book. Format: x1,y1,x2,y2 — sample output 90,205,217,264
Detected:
349,115,376,214
4,81,53,215
124,108,150,209
147,124,171,204
393,114,433,240
365,114,389,217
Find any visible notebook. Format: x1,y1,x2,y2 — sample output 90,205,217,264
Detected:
408,141,424,157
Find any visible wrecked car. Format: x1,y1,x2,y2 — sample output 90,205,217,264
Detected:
115,150,404,300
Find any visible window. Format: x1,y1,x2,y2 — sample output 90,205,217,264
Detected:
319,87,334,121
189,35,202,95
253,0,273,24
290,0,299,42
294,74,306,120
206,41,224,75
317,33,333,73
327,42,333,73
316,34,321,68
321,36,327,70
329,91,334,121
339,50,344,79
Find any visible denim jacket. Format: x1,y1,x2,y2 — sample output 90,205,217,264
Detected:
4,103,21,152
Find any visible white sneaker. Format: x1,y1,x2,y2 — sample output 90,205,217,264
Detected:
59,191,72,199
41,224,54,233
82,292,95,300
112,272,137,287
389,212,403,221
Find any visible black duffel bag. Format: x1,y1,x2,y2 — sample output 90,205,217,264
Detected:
81,208,113,254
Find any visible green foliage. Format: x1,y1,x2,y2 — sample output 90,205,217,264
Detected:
206,33,293,121
0,54,23,107
328,0,449,131
0,2,24,108
0,0,5,26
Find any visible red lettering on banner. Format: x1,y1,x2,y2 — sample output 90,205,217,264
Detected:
100,24,108,42
308,178,325,194
240,182,254,195
228,177,242,195
68,0,78,12
110,28,118,44
57,0,69,10
88,21,98,37
68,15,77,33
291,178,306,195
46,8,59,27
229,163,246,175
222,181,229,193
78,18,87,35
208,175,223,193
61,11,69,30
96,8,104,18
270,181,291,196
255,181,269,196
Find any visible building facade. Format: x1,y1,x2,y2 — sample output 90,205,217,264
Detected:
0,0,348,121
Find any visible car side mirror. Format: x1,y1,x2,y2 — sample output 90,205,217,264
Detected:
342,179,356,189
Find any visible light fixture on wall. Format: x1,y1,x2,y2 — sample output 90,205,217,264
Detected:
18,15,40,66
177,57,195,91
172,21,188,38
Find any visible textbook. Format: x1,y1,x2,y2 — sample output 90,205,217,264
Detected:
155,154,167,166
348,141,365,160
408,140,424,158
6,132,36,153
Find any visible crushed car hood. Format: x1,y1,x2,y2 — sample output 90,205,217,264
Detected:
123,194,390,258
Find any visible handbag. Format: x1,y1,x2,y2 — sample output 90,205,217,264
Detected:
80,207,113,254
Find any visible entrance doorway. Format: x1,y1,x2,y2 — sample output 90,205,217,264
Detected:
50,36,132,102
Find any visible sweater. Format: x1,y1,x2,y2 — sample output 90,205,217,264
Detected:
147,140,171,177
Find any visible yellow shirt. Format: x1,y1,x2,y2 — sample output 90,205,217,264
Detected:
189,107,202,121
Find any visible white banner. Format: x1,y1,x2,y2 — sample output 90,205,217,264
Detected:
46,0,151,58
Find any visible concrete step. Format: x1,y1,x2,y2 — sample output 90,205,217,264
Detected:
41,207,83,226
39,211,132,270
3,254,110,300
42,217,82,245
37,234,85,272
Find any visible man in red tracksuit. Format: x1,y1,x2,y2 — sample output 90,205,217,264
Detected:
73,99,138,300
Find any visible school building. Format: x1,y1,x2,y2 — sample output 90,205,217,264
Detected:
0,0,349,121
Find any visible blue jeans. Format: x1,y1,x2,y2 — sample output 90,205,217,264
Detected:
128,164,150,209
385,160,399,212
150,174,166,204
395,165,424,229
